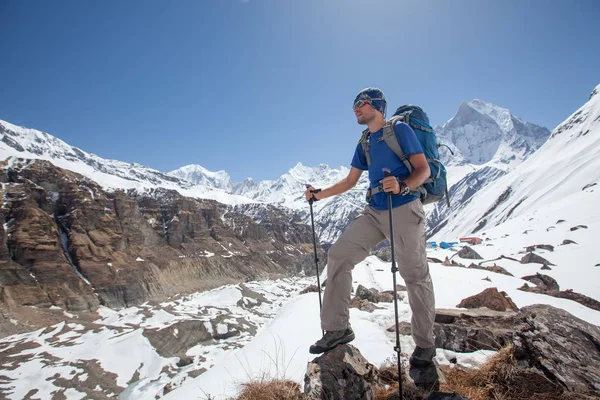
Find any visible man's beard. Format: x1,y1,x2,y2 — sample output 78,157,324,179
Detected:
357,113,375,125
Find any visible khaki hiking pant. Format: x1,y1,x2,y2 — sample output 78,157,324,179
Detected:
321,200,436,349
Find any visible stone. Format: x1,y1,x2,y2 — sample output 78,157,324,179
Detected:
520,252,555,266
456,246,483,260
525,244,554,252
570,225,588,231
468,263,513,276
304,344,377,400
355,285,380,303
518,286,600,312
433,304,600,397
562,239,577,245
350,298,376,313
521,273,559,291
377,292,394,303
456,287,519,312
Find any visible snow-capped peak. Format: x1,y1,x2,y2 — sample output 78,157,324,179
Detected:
168,164,233,191
436,99,550,167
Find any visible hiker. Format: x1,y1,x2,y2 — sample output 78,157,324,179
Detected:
304,88,437,370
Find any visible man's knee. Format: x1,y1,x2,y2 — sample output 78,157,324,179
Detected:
328,240,365,264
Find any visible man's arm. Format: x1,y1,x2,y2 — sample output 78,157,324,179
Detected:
305,167,363,201
381,153,430,194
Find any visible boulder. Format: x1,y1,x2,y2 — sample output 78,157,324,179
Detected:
355,285,380,303
433,304,600,396
520,252,555,266
456,287,519,312
521,273,559,291
456,246,483,260
525,244,554,252
304,344,377,400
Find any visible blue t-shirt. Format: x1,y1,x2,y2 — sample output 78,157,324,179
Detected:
351,121,423,210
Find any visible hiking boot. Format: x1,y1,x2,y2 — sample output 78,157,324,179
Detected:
309,328,355,354
410,346,436,368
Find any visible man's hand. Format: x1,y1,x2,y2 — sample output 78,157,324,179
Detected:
380,176,400,195
304,186,322,202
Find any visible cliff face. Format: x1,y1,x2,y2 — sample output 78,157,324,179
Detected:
0,159,314,312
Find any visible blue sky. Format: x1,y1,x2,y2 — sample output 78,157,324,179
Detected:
1,1,599,182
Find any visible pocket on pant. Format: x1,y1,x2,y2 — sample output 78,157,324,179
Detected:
409,201,425,225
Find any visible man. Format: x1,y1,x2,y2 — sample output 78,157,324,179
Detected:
304,88,436,370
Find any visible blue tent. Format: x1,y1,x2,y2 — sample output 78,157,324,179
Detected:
426,241,438,248
440,241,458,249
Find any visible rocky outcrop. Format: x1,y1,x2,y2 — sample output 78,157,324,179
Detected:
456,246,483,260
456,287,519,312
434,305,600,397
0,159,317,314
518,285,600,311
304,344,377,400
521,273,559,291
520,252,555,265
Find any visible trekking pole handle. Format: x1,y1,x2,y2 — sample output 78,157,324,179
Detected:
305,184,321,204
383,168,392,178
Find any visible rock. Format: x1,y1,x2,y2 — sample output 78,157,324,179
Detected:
373,246,391,262
525,244,554,252
355,285,380,303
570,225,588,231
386,321,412,335
541,264,552,270
521,273,559,291
435,308,517,323
596,263,600,267
427,257,444,264
300,285,320,295
520,252,555,266
350,298,376,313
304,344,377,400
0,159,314,312
556,219,566,223
456,246,483,260
562,239,577,245
482,276,491,282
434,304,600,397
442,257,464,267
457,287,519,312
467,263,513,276
143,320,212,358
377,292,394,303
518,286,600,312
176,356,193,368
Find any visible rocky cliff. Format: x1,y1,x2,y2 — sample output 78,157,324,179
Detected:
0,158,315,313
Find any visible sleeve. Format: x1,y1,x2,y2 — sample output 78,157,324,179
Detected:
351,142,368,170
394,121,423,155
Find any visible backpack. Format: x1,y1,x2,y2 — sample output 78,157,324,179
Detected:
359,105,450,207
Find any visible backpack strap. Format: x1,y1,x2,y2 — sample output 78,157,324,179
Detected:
359,128,371,166
382,116,413,174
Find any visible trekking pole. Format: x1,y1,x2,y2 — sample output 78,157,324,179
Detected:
382,168,403,400
305,184,324,336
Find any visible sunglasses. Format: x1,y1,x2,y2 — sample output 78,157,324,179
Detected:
353,98,383,110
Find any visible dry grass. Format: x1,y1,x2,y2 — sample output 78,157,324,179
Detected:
236,379,305,400
441,345,572,400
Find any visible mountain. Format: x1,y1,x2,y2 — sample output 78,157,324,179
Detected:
0,97,552,246
432,84,600,240
436,99,550,167
0,120,256,207
168,164,233,192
